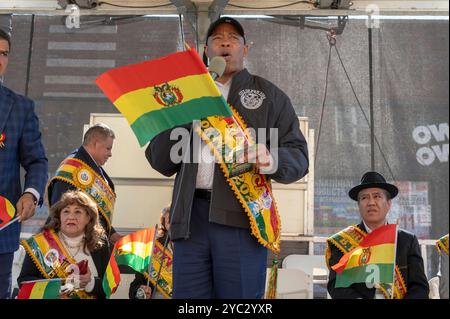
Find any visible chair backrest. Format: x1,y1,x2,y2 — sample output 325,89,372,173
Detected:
265,268,313,299
282,254,329,277
282,254,330,299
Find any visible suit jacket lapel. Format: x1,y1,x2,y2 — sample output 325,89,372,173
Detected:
0,86,13,134
357,221,367,233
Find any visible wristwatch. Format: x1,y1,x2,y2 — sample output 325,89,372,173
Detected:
23,192,38,205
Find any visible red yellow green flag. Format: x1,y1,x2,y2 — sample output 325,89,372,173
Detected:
95,48,232,146
0,195,16,230
102,228,156,298
332,224,397,288
17,279,62,299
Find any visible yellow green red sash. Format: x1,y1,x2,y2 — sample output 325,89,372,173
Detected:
21,229,95,299
48,158,116,233
436,234,449,256
195,107,281,254
326,225,407,299
142,240,173,299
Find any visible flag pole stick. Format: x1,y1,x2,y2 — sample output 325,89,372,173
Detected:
184,41,191,51
391,224,399,299
21,278,63,284
150,232,170,299
0,217,19,232
146,225,158,289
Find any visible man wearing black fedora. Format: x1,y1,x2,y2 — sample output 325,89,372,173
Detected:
326,171,429,299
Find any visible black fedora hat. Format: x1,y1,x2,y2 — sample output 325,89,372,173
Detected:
349,171,398,201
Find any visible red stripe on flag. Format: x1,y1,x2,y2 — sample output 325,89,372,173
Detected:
331,247,357,273
116,228,156,248
0,197,8,221
96,49,208,103
17,282,34,299
360,224,397,247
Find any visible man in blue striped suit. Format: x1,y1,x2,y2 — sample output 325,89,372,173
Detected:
0,28,48,299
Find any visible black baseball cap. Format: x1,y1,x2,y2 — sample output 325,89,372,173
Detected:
206,17,246,44
203,17,246,66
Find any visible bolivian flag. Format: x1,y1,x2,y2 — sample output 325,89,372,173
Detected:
103,228,156,298
332,224,397,288
96,49,232,146
0,195,15,230
17,279,61,299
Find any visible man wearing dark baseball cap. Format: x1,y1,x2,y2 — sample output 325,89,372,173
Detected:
147,16,309,299
202,16,246,66
326,171,429,299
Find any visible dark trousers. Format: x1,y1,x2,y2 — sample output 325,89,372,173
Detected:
173,197,267,299
0,252,14,299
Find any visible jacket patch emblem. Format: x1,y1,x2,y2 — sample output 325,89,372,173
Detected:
239,89,266,110
153,82,184,108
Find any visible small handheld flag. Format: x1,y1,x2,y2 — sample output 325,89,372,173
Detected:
17,279,62,299
0,195,17,231
332,224,397,288
103,228,156,298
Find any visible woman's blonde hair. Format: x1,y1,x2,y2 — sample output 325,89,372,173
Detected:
44,190,105,252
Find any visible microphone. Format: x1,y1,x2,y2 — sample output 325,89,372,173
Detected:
208,56,226,80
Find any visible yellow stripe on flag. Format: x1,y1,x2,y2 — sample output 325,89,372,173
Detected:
105,265,117,288
114,73,221,124
118,241,154,259
29,282,48,299
5,199,15,218
344,243,395,270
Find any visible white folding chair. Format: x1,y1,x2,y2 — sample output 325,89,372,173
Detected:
265,268,313,299
282,254,330,299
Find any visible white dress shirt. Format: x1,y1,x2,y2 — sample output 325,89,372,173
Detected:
195,79,232,189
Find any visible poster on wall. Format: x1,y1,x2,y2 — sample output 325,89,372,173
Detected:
314,179,431,239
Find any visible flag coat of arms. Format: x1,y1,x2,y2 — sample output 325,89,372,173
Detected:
96,48,232,146
332,224,397,288
103,228,156,298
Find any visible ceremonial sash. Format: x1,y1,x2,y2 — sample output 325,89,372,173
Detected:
436,234,449,256
142,240,173,299
48,158,116,233
21,229,95,299
195,107,281,254
326,225,407,299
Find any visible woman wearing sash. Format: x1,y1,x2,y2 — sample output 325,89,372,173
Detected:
18,190,110,299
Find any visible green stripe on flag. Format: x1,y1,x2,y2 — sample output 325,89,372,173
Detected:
335,263,394,288
42,281,61,299
115,253,151,273
130,96,232,146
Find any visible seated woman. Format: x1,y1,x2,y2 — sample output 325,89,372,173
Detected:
18,190,110,299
